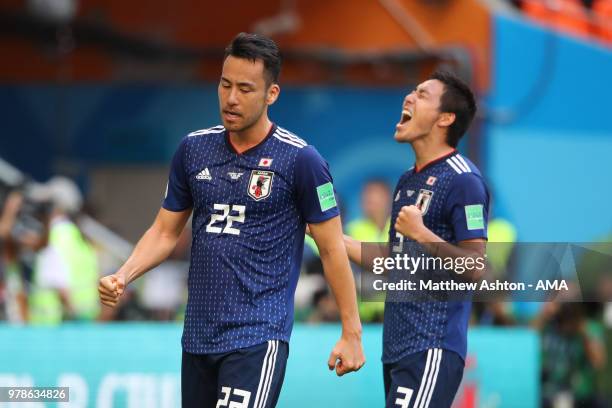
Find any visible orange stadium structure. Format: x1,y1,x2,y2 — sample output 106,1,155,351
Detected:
522,0,612,45
0,0,492,91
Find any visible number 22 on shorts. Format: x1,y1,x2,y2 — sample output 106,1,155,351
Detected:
216,386,251,408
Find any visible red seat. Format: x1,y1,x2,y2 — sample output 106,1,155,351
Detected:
522,0,591,39
593,0,612,44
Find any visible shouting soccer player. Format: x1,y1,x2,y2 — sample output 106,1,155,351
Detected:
344,71,489,407
98,33,364,408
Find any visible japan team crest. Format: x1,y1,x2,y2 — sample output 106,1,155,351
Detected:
415,189,434,215
248,170,274,201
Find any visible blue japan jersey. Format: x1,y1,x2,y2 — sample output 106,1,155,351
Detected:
383,150,489,363
163,124,339,354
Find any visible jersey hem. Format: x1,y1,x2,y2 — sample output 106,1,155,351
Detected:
382,345,466,365
181,335,291,355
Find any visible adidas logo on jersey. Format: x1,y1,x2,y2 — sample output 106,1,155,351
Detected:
196,168,212,181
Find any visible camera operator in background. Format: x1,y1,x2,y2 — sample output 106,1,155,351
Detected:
26,177,100,324
0,190,28,323
532,302,607,408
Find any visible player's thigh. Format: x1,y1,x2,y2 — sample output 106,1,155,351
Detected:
383,363,394,400
181,350,218,408
216,340,289,408
425,349,464,408
385,348,464,408
385,350,427,408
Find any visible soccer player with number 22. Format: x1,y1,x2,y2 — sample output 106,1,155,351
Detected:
98,33,365,408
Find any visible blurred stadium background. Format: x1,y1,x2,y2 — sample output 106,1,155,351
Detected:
1,0,611,407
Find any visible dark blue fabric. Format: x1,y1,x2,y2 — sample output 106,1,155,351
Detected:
383,152,489,363
383,348,464,408
182,340,289,408
163,124,339,354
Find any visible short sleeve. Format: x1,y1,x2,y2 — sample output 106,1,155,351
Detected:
162,138,193,211
444,173,490,242
294,146,340,223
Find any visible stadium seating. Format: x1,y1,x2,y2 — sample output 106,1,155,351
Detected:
522,0,612,45
522,0,591,39
594,0,612,44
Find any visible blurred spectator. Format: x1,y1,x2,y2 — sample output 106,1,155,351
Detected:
486,217,518,278
28,177,100,324
0,191,28,323
308,288,341,323
346,179,391,323
0,187,66,324
347,179,391,243
532,302,608,408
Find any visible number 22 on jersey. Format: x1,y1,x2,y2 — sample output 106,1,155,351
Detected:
206,204,246,235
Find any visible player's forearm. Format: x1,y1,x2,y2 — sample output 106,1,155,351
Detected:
414,229,485,281
117,225,179,284
343,234,389,270
414,228,468,257
343,234,362,265
319,245,362,337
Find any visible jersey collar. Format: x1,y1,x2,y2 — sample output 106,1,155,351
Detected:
414,149,457,173
225,123,276,155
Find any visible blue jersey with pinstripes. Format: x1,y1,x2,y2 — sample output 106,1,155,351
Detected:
383,150,490,363
163,124,339,354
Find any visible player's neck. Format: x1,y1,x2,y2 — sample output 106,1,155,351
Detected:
412,138,455,172
229,116,273,153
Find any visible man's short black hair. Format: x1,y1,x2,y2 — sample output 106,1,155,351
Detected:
429,70,477,148
224,32,282,86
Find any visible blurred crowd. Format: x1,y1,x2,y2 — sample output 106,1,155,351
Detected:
510,0,612,45
0,176,100,324
0,175,191,324
0,175,611,406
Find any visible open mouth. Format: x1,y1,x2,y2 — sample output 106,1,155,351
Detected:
399,109,413,125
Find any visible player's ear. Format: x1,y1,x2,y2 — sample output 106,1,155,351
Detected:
266,83,280,106
437,112,455,128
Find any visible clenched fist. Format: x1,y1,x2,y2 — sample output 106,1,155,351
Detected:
98,274,126,307
327,334,366,376
394,205,426,240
